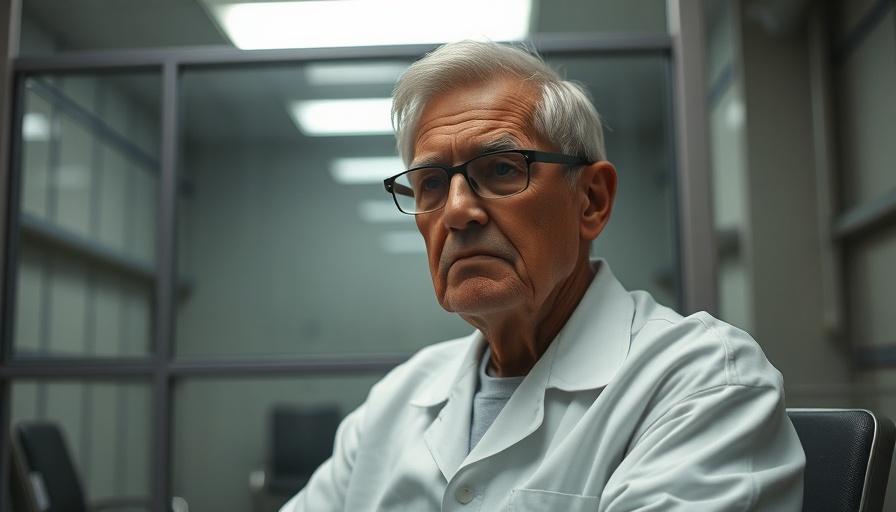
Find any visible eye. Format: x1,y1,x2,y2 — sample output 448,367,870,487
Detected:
486,156,525,179
410,169,447,193
493,162,520,178
467,152,528,194
423,176,445,190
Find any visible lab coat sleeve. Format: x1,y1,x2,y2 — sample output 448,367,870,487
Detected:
599,383,805,511
278,404,365,512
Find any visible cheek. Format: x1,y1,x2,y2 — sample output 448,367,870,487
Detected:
514,199,580,275
417,218,447,289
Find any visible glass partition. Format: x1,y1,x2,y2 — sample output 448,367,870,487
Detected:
174,54,677,358
11,71,160,359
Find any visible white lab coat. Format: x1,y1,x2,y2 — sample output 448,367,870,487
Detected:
281,260,805,511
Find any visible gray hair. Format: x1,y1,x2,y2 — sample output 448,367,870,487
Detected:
391,40,606,172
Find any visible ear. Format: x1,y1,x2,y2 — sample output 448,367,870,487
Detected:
579,161,617,241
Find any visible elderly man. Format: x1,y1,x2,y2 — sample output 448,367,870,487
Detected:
281,41,804,511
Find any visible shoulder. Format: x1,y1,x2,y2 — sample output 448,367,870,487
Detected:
626,290,783,392
609,291,790,453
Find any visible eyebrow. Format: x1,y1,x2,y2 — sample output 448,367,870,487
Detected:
479,135,523,153
410,135,524,168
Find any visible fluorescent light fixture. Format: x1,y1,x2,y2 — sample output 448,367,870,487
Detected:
382,231,426,254
306,62,409,86
357,200,414,223
208,0,532,50
330,156,404,184
22,113,50,141
289,98,393,136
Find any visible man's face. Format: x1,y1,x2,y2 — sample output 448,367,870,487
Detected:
411,77,590,323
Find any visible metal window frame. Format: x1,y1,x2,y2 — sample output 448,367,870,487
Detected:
0,0,21,507
0,12,715,511
667,0,717,317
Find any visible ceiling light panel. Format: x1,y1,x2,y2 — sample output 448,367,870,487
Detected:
357,200,414,223
330,157,404,184
208,0,532,50
382,231,426,254
289,98,393,136
306,62,409,86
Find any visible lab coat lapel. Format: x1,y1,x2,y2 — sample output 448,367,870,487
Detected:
414,333,484,482
465,342,556,463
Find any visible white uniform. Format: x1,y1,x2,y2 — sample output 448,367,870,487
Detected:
281,260,805,511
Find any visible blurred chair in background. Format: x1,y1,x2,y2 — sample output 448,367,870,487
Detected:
788,408,896,512
250,404,341,512
9,420,188,512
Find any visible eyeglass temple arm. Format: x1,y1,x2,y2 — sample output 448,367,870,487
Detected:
528,151,592,165
388,181,414,198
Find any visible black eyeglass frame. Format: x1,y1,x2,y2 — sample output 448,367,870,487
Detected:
382,149,593,215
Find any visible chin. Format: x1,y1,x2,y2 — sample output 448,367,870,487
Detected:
440,277,523,316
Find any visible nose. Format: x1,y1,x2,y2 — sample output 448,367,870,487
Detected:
441,173,488,229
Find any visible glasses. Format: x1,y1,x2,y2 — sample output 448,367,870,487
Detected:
383,149,592,215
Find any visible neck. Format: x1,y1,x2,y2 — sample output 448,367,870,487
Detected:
468,257,595,377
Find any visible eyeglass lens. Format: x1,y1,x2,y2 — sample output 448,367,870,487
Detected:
392,152,530,214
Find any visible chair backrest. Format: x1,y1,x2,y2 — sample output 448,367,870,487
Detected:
787,408,896,512
9,421,88,512
270,404,340,476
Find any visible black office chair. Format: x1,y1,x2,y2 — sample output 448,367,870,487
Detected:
787,408,896,512
249,404,341,512
9,420,185,512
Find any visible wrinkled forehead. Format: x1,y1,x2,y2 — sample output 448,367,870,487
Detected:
409,77,544,164
420,73,543,118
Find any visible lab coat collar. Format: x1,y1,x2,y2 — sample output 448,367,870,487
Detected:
409,331,485,408
545,258,633,392
409,259,633,405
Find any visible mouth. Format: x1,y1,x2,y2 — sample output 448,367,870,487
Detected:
454,254,500,265
444,249,508,272
437,233,517,278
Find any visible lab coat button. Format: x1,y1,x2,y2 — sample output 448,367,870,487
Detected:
455,486,474,504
